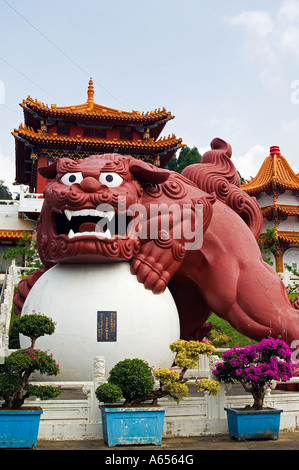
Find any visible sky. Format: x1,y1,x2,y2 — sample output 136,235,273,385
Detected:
1,0,299,196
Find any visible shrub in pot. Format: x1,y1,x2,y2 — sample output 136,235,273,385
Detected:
96,339,220,446
212,337,294,440
0,313,61,448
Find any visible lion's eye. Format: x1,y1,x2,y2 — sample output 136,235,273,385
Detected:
61,172,83,186
99,172,123,187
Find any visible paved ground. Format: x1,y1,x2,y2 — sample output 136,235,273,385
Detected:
34,431,299,451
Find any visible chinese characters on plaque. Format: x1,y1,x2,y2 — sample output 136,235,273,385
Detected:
97,311,117,342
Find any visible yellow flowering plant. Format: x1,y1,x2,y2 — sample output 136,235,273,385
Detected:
153,339,220,403
95,339,220,407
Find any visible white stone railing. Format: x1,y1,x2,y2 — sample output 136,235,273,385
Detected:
0,200,19,217
0,261,32,361
281,271,299,291
0,190,43,218
0,261,17,360
18,190,43,215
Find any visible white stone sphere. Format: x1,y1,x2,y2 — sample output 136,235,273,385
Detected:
21,262,180,381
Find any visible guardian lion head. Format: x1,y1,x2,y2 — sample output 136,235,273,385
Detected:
37,154,169,267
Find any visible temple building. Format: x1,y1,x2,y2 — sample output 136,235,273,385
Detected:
12,79,183,194
241,145,299,274
0,81,183,281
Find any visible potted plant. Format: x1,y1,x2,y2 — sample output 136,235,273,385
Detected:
0,313,61,448
95,339,220,446
212,337,294,441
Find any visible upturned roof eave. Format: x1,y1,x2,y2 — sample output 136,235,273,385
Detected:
12,126,182,152
21,98,174,126
241,152,299,194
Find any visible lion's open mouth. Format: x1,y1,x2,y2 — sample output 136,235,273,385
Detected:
56,208,128,239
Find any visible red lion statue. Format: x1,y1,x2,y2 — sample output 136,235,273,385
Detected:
13,138,299,346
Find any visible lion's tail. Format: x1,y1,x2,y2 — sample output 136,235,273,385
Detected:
182,138,263,240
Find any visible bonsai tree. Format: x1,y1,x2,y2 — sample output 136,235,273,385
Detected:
212,337,294,410
95,339,220,407
0,313,61,409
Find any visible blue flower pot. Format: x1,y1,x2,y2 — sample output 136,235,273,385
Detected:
224,407,283,441
0,407,43,449
100,406,166,447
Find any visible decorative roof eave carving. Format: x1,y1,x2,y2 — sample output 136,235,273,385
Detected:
261,205,299,217
242,182,294,195
12,125,183,153
20,96,174,126
275,231,299,245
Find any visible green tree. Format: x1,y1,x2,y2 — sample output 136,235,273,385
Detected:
167,146,202,173
258,227,277,266
2,231,43,269
0,180,12,200
0,314,61,409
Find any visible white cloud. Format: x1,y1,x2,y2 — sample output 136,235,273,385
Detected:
231,144,268,180
227,10,274,37
0,150,18,197
258,70,281,90
225,0,299,65
280,25,299,54
277,0,299,22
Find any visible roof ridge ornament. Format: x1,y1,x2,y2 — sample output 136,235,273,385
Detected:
270,145,280,156
87,78,94,109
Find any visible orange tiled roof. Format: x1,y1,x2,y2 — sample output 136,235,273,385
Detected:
12,124,183,154
276,230,299,245
0,230,31,240
262,205,299,217
241,146,299,194
21,79,174,125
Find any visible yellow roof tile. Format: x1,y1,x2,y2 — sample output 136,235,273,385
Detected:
12,124,183,152
276,231,299,245
0,230,31,240
262,205,299,217
241,146,299,194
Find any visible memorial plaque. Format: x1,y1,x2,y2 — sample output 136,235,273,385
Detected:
97,311,117,342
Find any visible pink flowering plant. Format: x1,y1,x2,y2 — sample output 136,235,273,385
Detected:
0,313,61,409
212,337,294,410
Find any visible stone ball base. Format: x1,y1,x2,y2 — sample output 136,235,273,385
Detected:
21,262,180,381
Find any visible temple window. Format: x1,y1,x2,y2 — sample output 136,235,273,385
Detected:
95,129,106,138
57,127,70,136
83,128,107,138
83,128,93,137
120,130,132,140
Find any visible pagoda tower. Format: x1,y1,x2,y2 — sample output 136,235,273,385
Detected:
241,146,299,273
12,79,183,193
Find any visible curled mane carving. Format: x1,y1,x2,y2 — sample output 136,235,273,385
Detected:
182,138,263,239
